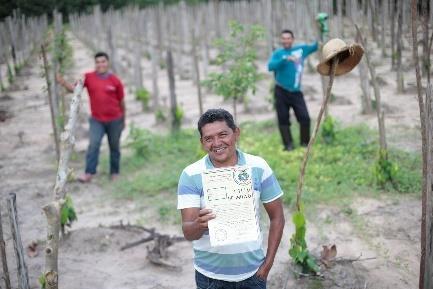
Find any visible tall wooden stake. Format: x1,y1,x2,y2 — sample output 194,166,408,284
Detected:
41,44,60,162
8,193,29,289
0,203,11,289
295,57,339,211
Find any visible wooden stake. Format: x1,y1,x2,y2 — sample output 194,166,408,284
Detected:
355,25,387,151
166,50,179,131
295,57,339,211
411,1,428,287
0,203,11,289
7,193,29,289
40,44,60,162
191,28,203,116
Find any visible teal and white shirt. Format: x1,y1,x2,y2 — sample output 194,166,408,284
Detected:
177,150,283,282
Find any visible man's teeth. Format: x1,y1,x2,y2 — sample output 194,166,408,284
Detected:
214,147,225,153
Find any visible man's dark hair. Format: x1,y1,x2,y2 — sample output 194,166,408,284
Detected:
281,29,294,38
95,51,109,60
198,109,237,137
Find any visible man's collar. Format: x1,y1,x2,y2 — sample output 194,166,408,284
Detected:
205,149,245,169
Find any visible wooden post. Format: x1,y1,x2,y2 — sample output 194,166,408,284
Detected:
42,81,84,289
411,2,430,288
296,57,339,211
423,84,433,289
396,0,404,93
166,50,179,131
107,25,118,74
191,27,203,116
150,45,160,110
7,193,30,289
41,44,60,162
390,0,396,70
355,27,373,114
0,203,11,289
355,25,387,151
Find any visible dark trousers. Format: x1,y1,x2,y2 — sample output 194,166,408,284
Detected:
85,117,123,175
196,271,266,289
274,85,310,127
274,85,311,147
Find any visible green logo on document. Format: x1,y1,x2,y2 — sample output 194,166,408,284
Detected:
234,168,250,186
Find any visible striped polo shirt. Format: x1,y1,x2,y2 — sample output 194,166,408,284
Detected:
177,150,283,282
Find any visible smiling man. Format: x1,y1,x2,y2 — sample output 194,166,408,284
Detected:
57,51,125,182
177,109,285,289
268,30,318,151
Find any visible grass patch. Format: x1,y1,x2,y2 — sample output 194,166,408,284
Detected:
105,120,421,211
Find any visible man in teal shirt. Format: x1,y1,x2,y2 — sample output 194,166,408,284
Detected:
268,30,318,151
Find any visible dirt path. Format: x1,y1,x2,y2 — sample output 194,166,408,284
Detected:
0,32,422,289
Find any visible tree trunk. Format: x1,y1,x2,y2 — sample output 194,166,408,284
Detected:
381,0,387,56
0,203,12,289
396,0,404,93
8,193,30,289
337,0,343,37
53,81,84,200
42,201,62,289
107,25,118,74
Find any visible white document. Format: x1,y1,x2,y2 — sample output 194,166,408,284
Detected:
202,166,260,247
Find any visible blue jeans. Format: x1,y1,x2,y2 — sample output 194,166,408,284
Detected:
85,117,123,175
195,271,266,289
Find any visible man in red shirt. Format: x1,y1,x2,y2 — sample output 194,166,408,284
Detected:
57,52,125,182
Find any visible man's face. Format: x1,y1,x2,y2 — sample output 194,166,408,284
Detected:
200,121,240,167
95,56,109,74
281,33,294,49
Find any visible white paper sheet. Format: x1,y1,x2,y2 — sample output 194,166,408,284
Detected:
202,166,260,247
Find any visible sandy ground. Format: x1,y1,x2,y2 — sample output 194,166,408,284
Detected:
0,31,424,289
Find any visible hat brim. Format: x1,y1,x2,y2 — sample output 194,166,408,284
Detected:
317,44,364,76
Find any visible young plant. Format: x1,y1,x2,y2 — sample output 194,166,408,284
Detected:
202,21,264,120
135,87,151,111
321,115,336,144
155,109,167,123
126,124,152,158
60,195,77,230
289,206,320,273
374,149,398,187
174,106,184,125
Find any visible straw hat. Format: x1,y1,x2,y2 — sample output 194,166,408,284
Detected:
317,38,364,76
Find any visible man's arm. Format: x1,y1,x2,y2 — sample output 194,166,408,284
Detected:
181,208,215,241
302,42,319,58
268,51,286,71
256,198,285,280
56,74,75,93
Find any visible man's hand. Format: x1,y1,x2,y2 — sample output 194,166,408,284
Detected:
196,209,215,229
181,208,215,241
55,73,75,93
255,261,272,281
56,73,64,85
